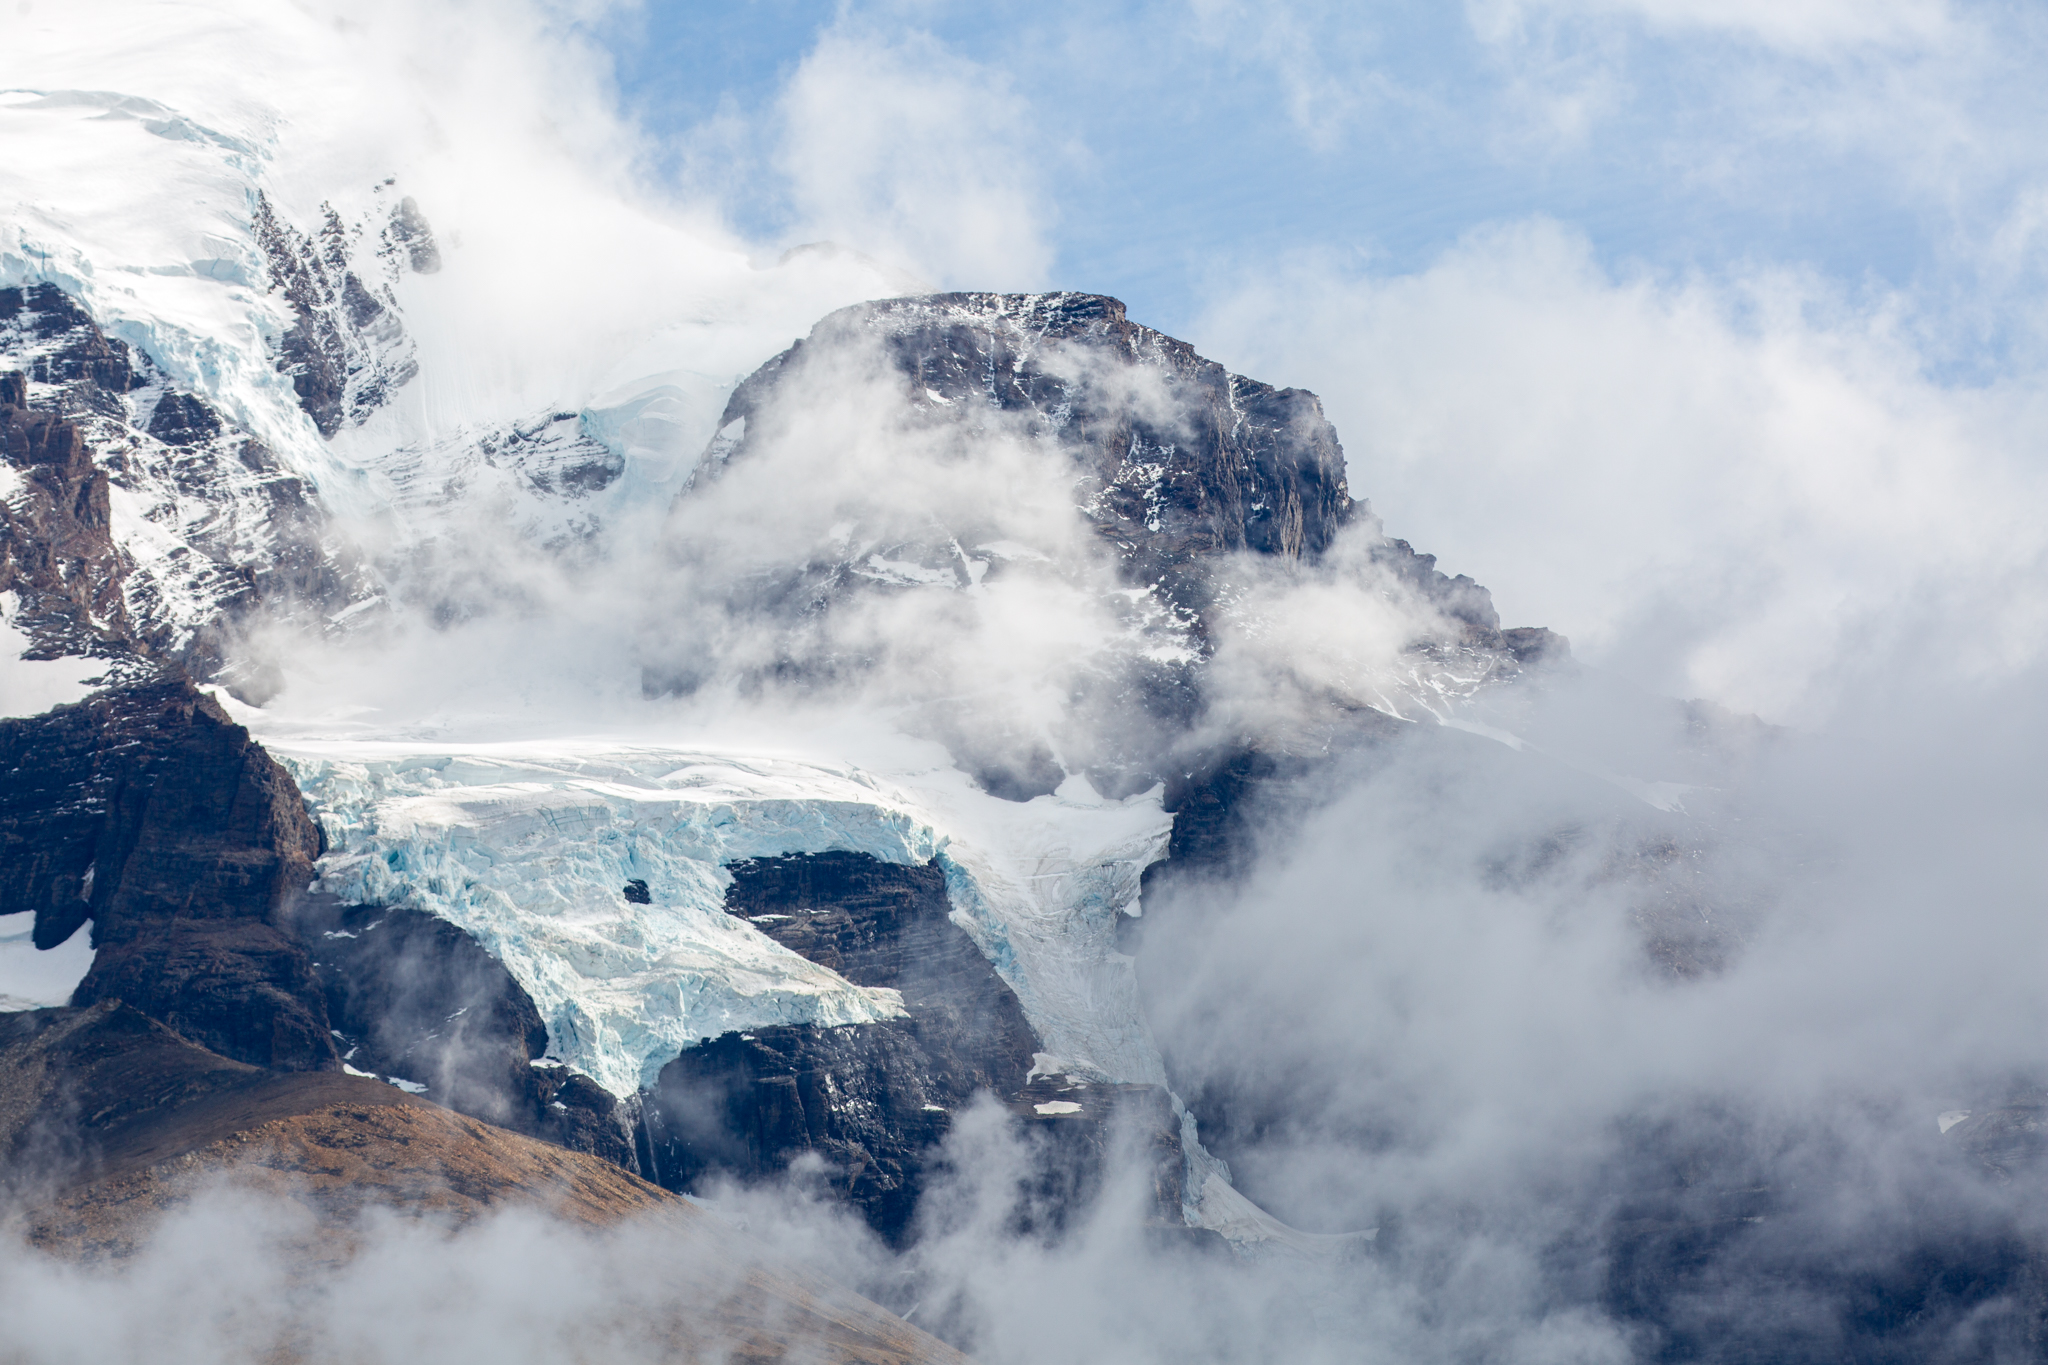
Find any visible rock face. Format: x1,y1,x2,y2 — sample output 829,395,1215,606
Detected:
0,367,129,668
696,293,1545,649
0,283,139,393
644,854,1038,1240
0,681,334,1068
667,292,1563,795
1,1003,969,1365
1,1000,384,1199
297,894,637,1168
1581,1106,2048,1364
252,191,423,438
642,852,1184,1242
0,283,356,685
703,294,1352,604
0,680,645,1166
1945,1091,2048,1183
364,407,627,607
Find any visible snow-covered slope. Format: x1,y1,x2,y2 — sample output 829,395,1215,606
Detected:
2,5,925,677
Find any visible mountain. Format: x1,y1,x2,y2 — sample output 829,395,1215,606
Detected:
3,27,2045,1363
0,160,1561,1229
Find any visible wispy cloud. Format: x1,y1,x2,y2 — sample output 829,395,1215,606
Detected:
772,24,1056,289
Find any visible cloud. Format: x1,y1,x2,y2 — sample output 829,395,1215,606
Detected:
1192,219,2048,721
1460,0,2048,265
0,1183,915,1364
1469,0,1954,55
1121,625,2048,1356
1183,0,1396,149
13,4,2048,1360
774,25,1055,290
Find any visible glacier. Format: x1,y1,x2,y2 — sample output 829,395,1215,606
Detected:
269,732,1175,1098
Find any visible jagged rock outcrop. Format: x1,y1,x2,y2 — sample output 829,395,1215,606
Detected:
0,681,333,1067
0,283,139,394
296,895,547,1103
699,294,1352,605
0,368,134,669
387,195,443,275
0,284,356,684
644,853,1041,1240
252,191,421,437
692,293,1554,649
144,389,222,447
370,410,623,539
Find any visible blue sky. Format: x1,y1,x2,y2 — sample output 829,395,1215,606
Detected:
594,1,2046,362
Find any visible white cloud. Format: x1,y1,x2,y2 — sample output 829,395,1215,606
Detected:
774,26,1055,290
1194,220,2048,721
1184,0,1392,148
1469,0,1954,54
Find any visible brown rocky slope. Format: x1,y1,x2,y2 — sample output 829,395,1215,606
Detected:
1,1001,963,1364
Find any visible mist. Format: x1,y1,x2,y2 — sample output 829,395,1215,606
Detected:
8,1,2048,1361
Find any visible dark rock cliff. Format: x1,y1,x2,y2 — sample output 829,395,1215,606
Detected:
0,680,635,1166
702,294,1351,600
0,367,133,669
0,681,333,1068
694,292,1551,652
667,292,1564,796
0,283,140,394
642,851,1185,1242
296,894,636,1168
644,853,1039,1241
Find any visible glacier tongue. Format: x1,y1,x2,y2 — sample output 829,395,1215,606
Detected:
276,738,1174,1097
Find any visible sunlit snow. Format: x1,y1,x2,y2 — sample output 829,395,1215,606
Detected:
0,594,99,719
0,917,93,1011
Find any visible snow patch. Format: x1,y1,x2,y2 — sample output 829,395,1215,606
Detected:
0,917,94,1011
0,592,100,718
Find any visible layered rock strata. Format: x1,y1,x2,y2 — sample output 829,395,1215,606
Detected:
1,282,355,685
